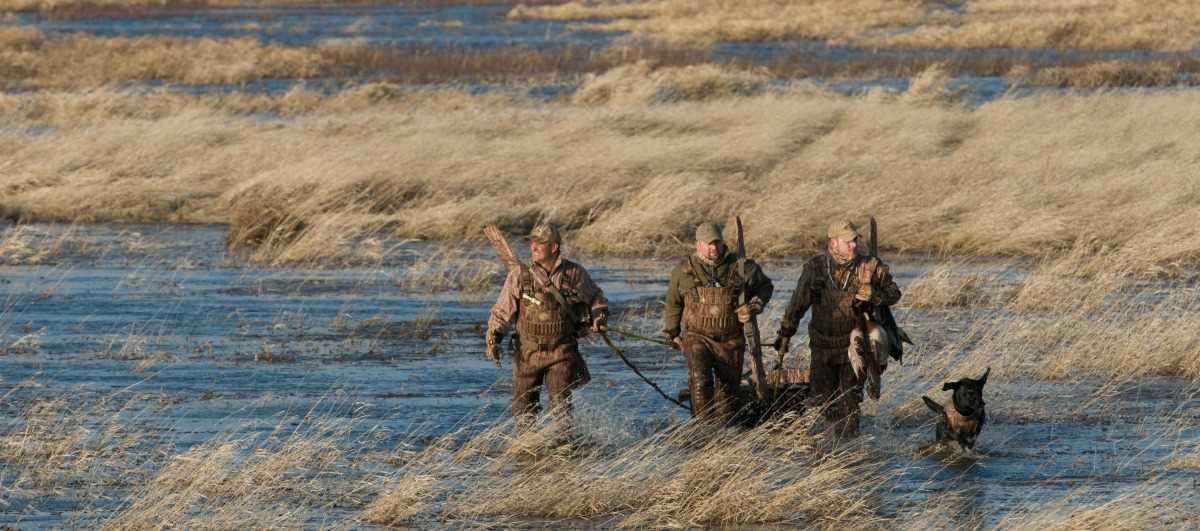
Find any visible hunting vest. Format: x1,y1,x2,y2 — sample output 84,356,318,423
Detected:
681,257,744,339
516,262,584,349
808,255,877,350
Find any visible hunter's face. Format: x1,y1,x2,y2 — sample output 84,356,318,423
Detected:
695,239,724,261
529,240,558,263
829,237,858,257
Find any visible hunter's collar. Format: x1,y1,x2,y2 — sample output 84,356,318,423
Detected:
693,250,736,268
533,255,564,276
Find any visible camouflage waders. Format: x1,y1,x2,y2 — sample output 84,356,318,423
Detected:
682,283,745,424
512,264,590,430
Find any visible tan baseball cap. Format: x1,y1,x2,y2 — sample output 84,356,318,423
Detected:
694,222,723,243
527,223,562,244
827,220,861,242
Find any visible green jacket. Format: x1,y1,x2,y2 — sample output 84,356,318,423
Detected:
662,251,774,338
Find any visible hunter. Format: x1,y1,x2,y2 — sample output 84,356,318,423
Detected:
663,222,774,424
773,220,901,437
486,224,608,433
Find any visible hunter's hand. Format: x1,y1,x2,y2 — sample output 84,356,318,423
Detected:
485,331,504,368
591,313,608,333
735,299,763,323
664,333,683,351
855,283,874,303
772,335,790,354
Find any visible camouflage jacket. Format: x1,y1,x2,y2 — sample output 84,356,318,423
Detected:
488,256,608,338
778,252,901,340
662,251,773,338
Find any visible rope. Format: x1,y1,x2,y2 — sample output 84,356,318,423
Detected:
606,326,673,348
598,331,690,412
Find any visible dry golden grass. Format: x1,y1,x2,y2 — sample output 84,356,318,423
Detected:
390,245,502,298
0,395,150,491
573,60,769,105
0,0,416,16
3,25,1195,91
881,251,1200,389
0,24,721,89
510,0,930,46
0,223,95,264
996,485,1196,530
902,261,1013,309
3,63,1200,268
512,0,1200,51
883,0,1200,52
364,409,888,528
0,31,326,89
1014,60,1184,89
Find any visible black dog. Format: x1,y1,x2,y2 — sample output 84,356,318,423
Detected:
921,367,989,452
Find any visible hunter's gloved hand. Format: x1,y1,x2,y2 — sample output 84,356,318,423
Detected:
855,282,875,303
485,331,504,368
664,332,683,351
852,298,876,315
735,299,763,323
772,335,791,354
591,312,608,333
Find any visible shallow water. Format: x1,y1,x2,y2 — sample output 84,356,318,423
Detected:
19,4,611,49
0,223,1197,526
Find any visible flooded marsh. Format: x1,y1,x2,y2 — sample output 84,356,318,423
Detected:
3,1,1200,527
0,224,1197,527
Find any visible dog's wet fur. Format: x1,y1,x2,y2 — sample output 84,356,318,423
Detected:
922,367,989,452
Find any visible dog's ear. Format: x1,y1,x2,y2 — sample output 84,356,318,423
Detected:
943,381,960,391
978,367,990,386
922,395,944,414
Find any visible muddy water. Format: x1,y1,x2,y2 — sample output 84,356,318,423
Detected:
0,224,1197,527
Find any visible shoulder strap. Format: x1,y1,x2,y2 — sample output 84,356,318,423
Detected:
532,261,580,322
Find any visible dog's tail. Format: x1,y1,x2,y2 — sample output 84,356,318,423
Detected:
922,395,944,414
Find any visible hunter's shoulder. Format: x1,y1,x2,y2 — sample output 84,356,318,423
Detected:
803,254,826,268
739,256,767,273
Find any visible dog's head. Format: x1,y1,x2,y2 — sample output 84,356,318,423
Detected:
944,367,988,417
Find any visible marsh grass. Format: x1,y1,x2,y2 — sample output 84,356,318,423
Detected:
390,245,502,299
364,406,888,528
106,399,379,530
5,72,1200,268
0,0,438,17
0,32,327,89
997,484,1197,530
512,0,1200,51
1016,60,1187,89
573,60,769,105
903,261,1015,309
6,24,1197,91
0,394,157,493
0,223,96,265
